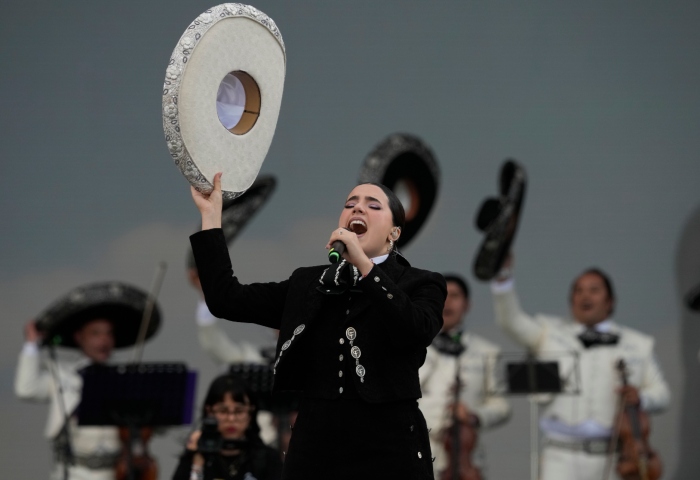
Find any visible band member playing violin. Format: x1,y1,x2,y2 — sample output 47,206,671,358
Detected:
419,274,511,479
15,318,121,480
491,257,670,480
15,282,162,480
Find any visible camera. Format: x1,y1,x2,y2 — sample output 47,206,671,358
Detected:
196,417,247,454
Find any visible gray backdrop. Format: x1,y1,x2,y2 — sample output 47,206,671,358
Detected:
1,1,699,478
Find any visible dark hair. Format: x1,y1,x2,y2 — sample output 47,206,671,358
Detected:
443,274,470,300
569,268,616,315
358,182,406,230
202,374,262,445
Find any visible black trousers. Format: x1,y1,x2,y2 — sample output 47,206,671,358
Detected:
282,397,434,480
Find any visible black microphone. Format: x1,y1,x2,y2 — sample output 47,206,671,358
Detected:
328,240,345,264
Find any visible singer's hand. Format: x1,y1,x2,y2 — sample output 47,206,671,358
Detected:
326,228,374,275
190,172,223,230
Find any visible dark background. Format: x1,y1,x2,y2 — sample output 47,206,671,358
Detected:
1,1,699,478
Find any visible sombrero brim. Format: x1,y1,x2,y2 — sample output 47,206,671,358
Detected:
358,133,440,249
35,282,161,349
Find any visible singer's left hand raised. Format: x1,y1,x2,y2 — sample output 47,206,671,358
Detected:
326,229,373,275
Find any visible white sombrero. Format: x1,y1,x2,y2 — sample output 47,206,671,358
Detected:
163,3,286,200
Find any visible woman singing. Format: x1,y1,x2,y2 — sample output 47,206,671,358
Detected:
190,174,446,479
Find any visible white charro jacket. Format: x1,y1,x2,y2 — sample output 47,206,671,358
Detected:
419,332,511,473
14,343,119,478
492,286,670,431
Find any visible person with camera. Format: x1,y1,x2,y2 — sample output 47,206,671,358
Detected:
172,374,282,480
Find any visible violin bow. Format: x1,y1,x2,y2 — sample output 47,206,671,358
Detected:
130,262,168,364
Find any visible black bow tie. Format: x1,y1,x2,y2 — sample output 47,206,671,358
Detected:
317,260,362,295
577,328,620,348
432,332,466,356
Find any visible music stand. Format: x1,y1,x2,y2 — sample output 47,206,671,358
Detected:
228,363,299,414
229,362,299,451
78,363,197,480
506,360,562,395
488,352,581,480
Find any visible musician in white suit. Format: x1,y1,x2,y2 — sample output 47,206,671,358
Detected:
15,319,120,480
191,269,269,366
419,274,511,478
491,262,670,480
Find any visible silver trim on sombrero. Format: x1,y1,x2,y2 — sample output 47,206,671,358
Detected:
162,3,286,200
35,282,161,349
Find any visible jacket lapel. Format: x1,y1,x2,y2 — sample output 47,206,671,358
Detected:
345,255,406,324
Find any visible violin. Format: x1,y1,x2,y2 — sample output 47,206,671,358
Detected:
440,409,482,480
613,359,662,480
116,426,158,480
440,353,482,480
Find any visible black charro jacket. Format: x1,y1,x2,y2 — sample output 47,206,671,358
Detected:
190,229,446,403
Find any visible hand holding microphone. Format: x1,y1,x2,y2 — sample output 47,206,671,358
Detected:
327,228,350,263
326,228,375,276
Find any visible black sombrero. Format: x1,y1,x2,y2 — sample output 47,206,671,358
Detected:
473,159,527,281
35,282,161,349
187,174,277,269
358,133,440,249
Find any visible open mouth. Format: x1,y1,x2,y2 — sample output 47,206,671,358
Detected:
580,302,593,311
348,219,368,237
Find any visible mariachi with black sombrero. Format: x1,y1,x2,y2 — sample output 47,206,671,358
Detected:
16,281,163,479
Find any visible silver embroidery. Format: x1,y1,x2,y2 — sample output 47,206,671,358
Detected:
333,260,346,286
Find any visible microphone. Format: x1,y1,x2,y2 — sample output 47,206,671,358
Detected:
328,240,345,264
